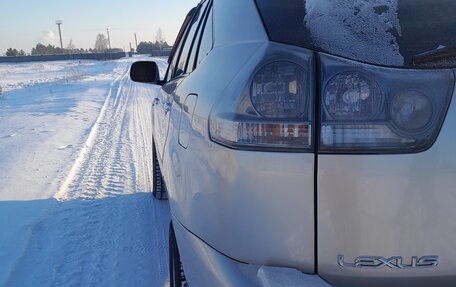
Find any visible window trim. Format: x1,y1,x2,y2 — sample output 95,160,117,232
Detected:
184,0,212,74
172,0,207,79
193,2,213,70
164,6,197,82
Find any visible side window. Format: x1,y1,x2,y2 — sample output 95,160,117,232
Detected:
186,2,212,74
196,7,213,66
175,1,208,77
166,8,196,82
166,36,184,82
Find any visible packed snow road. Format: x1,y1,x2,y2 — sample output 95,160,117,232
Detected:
0,58,171,287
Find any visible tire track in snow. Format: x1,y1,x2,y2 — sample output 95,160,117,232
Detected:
54,65,129,200
5,60,171,287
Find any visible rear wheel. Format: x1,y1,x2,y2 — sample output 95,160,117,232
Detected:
169,222,186,287
152,141,167,200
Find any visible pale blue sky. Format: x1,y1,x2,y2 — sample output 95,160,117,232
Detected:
0,0,198,54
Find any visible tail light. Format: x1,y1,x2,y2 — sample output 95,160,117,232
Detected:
320,54,454,153
210,53,314,151
209,47,454,154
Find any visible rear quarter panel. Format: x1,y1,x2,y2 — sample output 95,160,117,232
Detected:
161,0,316,272
318,77,456,287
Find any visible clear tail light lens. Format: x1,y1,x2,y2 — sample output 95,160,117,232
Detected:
320,54,454,153
210,58,314,151
210,119,311,148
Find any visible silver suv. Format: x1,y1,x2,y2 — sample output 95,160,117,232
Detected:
130,0,456,286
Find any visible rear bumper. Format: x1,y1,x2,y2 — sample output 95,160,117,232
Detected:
173,218,333,287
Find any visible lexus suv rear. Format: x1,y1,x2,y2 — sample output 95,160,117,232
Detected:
130,0,456,286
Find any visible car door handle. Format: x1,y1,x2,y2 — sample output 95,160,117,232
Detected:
163,101,172,115
152,97,160,106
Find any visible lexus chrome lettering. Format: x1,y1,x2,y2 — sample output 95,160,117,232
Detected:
337,255,439,269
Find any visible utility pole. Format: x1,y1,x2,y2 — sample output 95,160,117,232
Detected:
134,33,138,52
106,28,112,50
129,42,132,52
55,20,63,49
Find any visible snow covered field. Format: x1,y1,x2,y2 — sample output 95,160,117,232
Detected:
0,57,171,287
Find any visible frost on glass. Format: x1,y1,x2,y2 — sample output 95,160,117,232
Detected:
304,0,404,66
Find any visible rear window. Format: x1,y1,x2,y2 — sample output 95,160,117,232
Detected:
255,0,456,68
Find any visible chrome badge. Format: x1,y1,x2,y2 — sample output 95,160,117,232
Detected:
337,254,438,269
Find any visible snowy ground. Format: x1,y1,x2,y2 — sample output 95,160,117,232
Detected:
0,57,171,287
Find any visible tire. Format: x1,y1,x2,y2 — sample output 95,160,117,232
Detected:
152,141,167,200
169,222,186,287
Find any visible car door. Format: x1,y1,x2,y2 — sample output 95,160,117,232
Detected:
154,2,208,163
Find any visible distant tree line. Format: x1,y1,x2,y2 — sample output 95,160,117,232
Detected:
31,43,75,55
136,41,171,54
6,48,26,57
4,43,85,56
4,29,171,56
136,28,171,54
4,34,123,57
